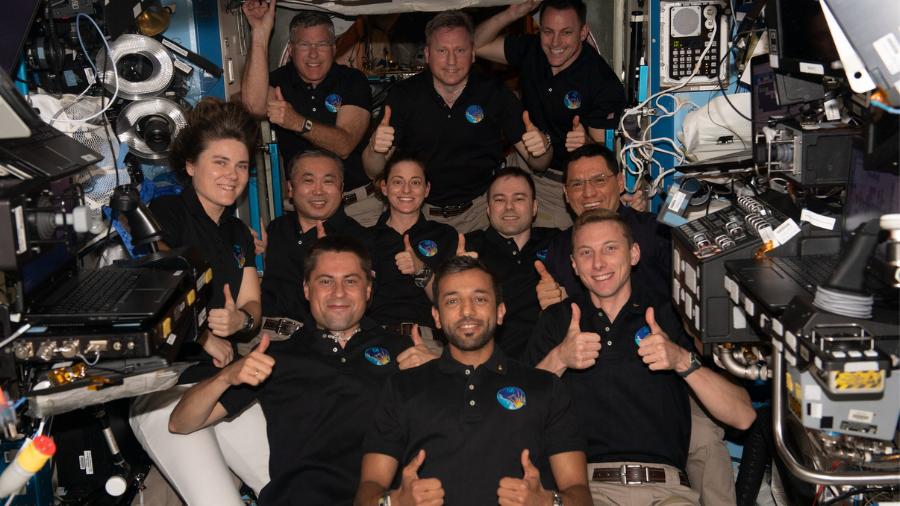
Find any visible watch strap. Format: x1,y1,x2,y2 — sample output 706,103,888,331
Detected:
677,352,702,378
239,308,254,332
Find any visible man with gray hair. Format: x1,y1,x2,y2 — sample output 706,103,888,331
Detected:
363,10,554,233
242,0,382,226
261,149,377,328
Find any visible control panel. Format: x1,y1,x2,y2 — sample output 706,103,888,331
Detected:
672,196,792,345
659,0,730,90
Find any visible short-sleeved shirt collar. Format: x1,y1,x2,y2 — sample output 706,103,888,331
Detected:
437,343,508,376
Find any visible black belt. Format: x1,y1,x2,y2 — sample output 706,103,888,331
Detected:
427,200,473,218
342,182,375,206
533,168,564,183
592,465,690,488
260,317,303,338
383,323,415,336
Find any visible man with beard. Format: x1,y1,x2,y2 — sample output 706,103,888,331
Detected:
355,256,591,506
170,237,411,505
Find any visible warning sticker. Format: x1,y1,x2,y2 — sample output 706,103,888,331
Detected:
833,370,883,390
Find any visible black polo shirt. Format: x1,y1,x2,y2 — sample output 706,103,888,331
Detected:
220,315,412,506
522,290,691,470
368,212,458,327
261,208,376,321
270,63,373,190
544,205,672,299
149,187,254,383
384,70,527,206
363,345,584,504
463,226,558,359
505,35,626,172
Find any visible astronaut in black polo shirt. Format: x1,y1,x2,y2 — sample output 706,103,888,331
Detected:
362,10,554,234
357,256,592,506
261,149,376,326
170,237,412,506
523,210,756,506
475,0,641,229
462,166,558,359
241,2,381,226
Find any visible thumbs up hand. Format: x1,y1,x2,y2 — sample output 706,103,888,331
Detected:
456,234,478,259
371,105,395,154
556,303,602,370
208,284,246,338
497,449,552,506
521,111,549,158
637,307,691,372
397,324,440,370
394,450,444,506
534,261,566,309
266,86,302,130
396,234,426,276
316,220,326,239
222,333,276,386
565,115,586,152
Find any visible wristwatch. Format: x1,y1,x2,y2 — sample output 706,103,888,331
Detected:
413,264,433,288
551,490,564,506
239,308,254,333
299,118,313,134
378,492,391,506
677,351,702,378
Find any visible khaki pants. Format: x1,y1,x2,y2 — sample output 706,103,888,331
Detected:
686,395,738,506
344,189,386,228
422,193,490,234
588,462,701,506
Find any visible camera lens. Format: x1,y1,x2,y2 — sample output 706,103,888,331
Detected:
137,115,171,152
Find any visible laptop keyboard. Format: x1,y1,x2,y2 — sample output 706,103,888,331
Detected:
51,270,142,314
775,256,838,288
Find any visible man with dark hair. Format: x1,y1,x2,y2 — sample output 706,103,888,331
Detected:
170,236,412,506
356,256,592,506
462,166,559,358
242,1,381,226
261,149,376,330
475,0,639,230
523,210,755,506
537,144,671,309
363,10,553,233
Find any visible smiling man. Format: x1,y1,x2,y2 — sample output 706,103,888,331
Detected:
475,0,635,229
538,144,671,309
462,167,559,358
523,210,755,506
170,237,412,506
355,256,591,506
363,10,553,233
261,149,376,326
241,3,381,225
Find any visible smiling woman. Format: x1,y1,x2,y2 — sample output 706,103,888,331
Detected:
129,98,271,506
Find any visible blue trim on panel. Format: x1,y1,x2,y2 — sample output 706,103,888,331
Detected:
270,144,283,218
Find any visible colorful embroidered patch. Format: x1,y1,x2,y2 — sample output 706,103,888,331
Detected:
536,249,548,262
325,94,342,112
365,347,391,365
634,325,651,345
418,240,438,257
497,387,527,410
564,91,582,109
234,245,246,269
465,105,484,123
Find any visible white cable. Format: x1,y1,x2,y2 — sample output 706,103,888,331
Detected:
619,19,721,192
40,13,118,125
813,286,873,319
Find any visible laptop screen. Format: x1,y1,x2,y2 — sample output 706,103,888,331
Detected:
842,139,900,265
750,56,792,138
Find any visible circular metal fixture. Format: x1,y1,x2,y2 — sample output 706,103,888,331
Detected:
98,34,174,100
116,98,188,161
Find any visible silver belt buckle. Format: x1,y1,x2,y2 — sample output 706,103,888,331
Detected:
620,464,646,485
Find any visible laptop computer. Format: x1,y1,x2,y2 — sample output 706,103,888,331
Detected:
725,138,899,313
0,69,103,181
21,242,190,325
